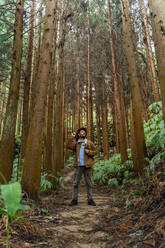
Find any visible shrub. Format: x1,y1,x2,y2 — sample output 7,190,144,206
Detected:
92,154,134,186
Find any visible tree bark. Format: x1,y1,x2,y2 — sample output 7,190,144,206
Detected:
53,0,67,177
16,97,22,136
96,103,101,158
44,1,58,175
75,32,81,130
21,0,57,198
121,0,147,175
0,0,24,183
139,0,160,102
20,0,35,160
148,0,165,122
29,0,43,121
101,73,109,160
108,0,128,163
87,0,93,141
0,83,6,137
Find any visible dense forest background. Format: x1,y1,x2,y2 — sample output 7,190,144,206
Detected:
0,0,165,247
0,0,165,201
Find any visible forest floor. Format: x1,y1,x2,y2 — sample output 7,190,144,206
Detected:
0,164,165,248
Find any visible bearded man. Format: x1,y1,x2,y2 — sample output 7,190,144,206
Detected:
67,127,97,206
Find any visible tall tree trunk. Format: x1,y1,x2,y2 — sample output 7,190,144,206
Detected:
71,107,75,132
53,0,66,177
20,0,35,160
119,74,129,149
87,0,93,141
75,32,80,130
21,0,57,198
16,97,22,136
44,1,58,175
130,101,139,175
68,104,71,135
141,74,150,120
108,0,128,163
0,0,24,183
96,103,101,158
95,84,101,158
44,40,56,175
121,0,147,175
114,104,120,153
0,83,6,137
61,75,65,169
101,74,109,159
29,0,43,120
64,101,70,162
148,0,165,122
139,0,160,102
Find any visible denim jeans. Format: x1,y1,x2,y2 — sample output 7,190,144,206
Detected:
72,167,93,201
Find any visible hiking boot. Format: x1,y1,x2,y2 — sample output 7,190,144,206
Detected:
69,199,78,206
88,199,96,206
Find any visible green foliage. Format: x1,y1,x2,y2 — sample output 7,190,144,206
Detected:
40,173,53,192
40,172,65,192
144,102,165,173
125,198,131,207
55,173,65,188
0,1,15,82
130,189,144,198
144,102,165,149
127,148,132,159
15,135,21,147
108,178,118,187
145,150,165,175
67,156,74,164
92,154,134,186
0,182,30,248
10,159,23,183
0,182,30,220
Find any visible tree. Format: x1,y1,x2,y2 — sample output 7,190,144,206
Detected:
148,0,165,123
139,0,160,103
0,0,24,183
121,0,147,175
0,82,6,137
101,72,109,159
108,0,128,163
44,16,58,175
53,0,67,177
87,0,93,141
21,0,57,198
75,31,81,130
29,0,43,121
20,0,35,161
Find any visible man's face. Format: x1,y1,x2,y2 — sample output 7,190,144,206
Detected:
79,130,86,139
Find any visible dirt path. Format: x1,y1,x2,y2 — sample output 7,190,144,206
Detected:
1,166,164,248
38,169,116,248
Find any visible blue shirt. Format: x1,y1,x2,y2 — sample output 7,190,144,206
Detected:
78,143,85,166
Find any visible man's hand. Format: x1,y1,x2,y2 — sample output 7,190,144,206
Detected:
72,132,76,137
85,149,89,154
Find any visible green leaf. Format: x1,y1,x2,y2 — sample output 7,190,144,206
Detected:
19,204,30,211
0,182,26,218
0,207,7,215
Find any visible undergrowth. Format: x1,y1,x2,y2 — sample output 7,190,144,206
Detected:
92,102,165,188
144,101,165,173
92,154,135,186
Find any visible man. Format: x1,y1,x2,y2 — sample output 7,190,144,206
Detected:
67,127,97,206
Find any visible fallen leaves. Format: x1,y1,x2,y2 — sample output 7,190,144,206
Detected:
143,239,156,247
155,219,165,239
105,223,132,235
